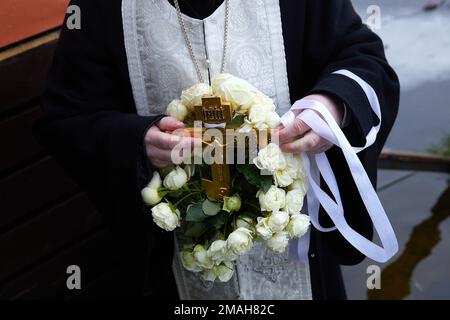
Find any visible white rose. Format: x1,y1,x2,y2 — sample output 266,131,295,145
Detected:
141,172,164,206
180,250,202,272
213,261,235,282
223,194,242,213
255,217,273,240
163,166,188,190
181,83,212,109
251,93,276,112
246,104,281,130
202,269,217,282
285,153,306,180
285,189,305,215
159,165,175,178
223,250,238,262
236,216,255,229
193,245,214,269
141,187,162,206
214,75,260,113
289,178,308,194
227,227,253,255
147,171,162,189
267,210,290,232
296,155,307,180
265,111,282,129
286,213,310,238
258,186,286,212
273,169,294,188
166,99,189,121
272,153,306,188
253,143,287,173
207,240,227,265
151,202,180,231
184,164,196,178
248,104,270,124
211,73,234,92
266,231,290,253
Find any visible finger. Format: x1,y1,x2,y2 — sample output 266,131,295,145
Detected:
280,131,322,153
146,129,184,150
147,146,174,163
156,148,175,163
156,116,185,132
310,141,334,154
304,137,332,154
148,137,201,165
277,118,311,144
150,158,171,169
171,128,203,148
272,129,301,145
167,135,202,150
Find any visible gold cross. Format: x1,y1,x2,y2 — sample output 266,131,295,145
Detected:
194,95,233,124
194,95,233,201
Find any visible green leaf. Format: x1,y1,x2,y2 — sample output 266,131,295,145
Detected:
240,210,261,219
207,211,226,229
185,222,209,238
199,228,219,244
236,164,258,184
182,244,195,251
186,201,207,222
202,199,221,216
236,164,273,193
183,118,195,127
259,175,273,193
227,114,246,127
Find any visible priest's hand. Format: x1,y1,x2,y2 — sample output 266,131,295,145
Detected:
277,94,344,154
144,117,200,169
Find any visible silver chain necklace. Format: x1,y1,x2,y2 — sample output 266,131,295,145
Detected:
173,0,230,83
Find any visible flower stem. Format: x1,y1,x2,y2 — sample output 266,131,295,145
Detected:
223,214,229,237
174,191,202,207
242,201,259,211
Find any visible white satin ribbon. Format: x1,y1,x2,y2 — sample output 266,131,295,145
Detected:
282,72,398,263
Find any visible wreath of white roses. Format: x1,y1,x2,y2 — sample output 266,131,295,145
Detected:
141,74,310,283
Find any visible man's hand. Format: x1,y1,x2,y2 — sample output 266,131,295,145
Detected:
277,94,344,154
144,117,200,169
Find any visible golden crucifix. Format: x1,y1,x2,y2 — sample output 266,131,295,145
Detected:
194,95,233,201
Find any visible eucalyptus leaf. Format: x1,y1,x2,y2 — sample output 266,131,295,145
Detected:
227,114,246,127
237,164,273,193
202,199,222,216
185,222,208,238
207,211,226,229
240,211,261,219
259,175,273,193
184,118,194,127
186,201,207,222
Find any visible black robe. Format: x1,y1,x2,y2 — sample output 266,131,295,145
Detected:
34,0,400,300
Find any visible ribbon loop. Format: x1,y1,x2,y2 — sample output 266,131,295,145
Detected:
282,98,398,263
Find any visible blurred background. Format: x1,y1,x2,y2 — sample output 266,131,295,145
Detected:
0,0,449,299
345,0,450,300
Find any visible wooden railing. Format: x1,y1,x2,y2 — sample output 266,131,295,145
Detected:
379,151,450,173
